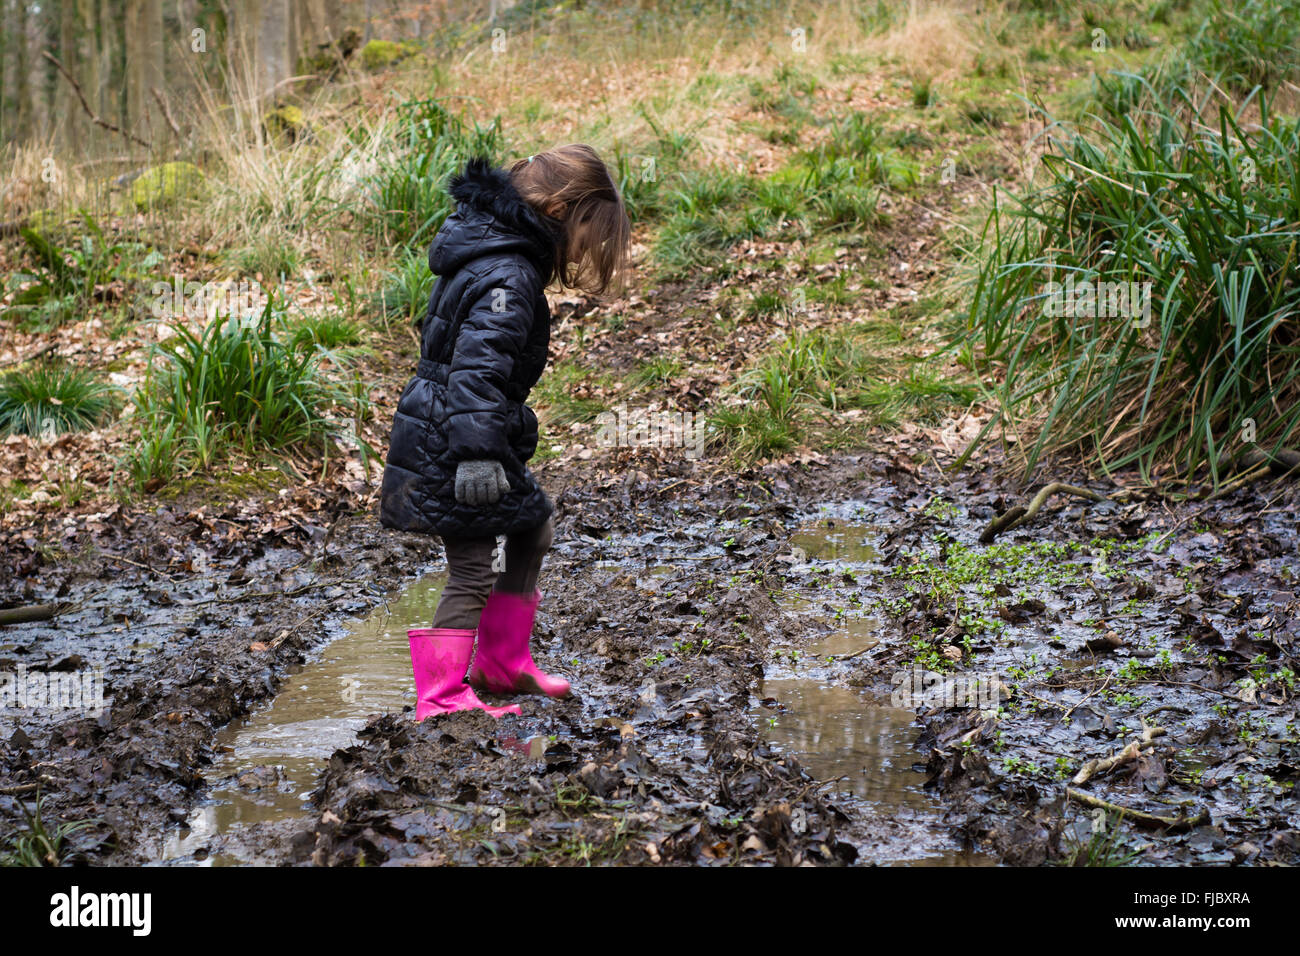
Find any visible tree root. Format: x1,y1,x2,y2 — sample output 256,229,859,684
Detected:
1065,788,1210,833
1205,447,1300,501
0,603,65,626
1233,446,1300,476
979,482,1105,544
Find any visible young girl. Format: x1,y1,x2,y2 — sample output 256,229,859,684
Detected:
380,145,630,720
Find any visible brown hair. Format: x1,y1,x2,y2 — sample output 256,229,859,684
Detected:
508,144,631,297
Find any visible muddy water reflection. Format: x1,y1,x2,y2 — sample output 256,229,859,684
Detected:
789,521,880,563
164,574,444,864
762,519,992,865
755,679,934,810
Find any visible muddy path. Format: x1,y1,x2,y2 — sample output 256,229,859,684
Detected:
2,453,1297,866
0,482,434,862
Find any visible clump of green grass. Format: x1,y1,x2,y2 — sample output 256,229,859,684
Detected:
960,75,1300,485
627,356,683,390
1057,813,1142,867
613,109,701,226
651,169,764,276
1188,0,1300,92
531,361,609,427
653,157,888,278
745,289,787,319
1,794,102,867
795,158,886,227
376,247,436,326
0,363,118,437
614,148,665,224
712,323,973,462
747,67,816,125
648,108,920,278
859,368,977,428
289,311,364,352
231,231,302,280
962,103,1004,129
129,293,364,486
2,214,160,331
710,365,804,461
911,75,936,109
805,273,858,306
797,111,918,188
364,98,505,251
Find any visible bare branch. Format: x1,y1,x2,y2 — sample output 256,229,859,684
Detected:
41,51,152,150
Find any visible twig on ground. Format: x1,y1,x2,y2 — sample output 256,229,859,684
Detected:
1205,462,1270,501
1064,788,1210,832
1071,726,1165,785
0,603,66,626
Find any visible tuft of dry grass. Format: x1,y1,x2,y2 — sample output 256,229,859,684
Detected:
868,1,979,82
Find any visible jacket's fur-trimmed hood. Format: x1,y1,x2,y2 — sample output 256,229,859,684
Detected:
429,157,562,281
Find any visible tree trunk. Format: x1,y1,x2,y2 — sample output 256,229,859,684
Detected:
256,0,291,101
124,0,165,144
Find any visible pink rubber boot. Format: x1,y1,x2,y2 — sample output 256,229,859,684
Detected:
408,628,521,721
469,590,571,698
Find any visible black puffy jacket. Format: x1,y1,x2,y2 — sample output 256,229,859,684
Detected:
379,158,561,538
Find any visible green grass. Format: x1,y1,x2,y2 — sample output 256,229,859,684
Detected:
1057,813,1142,866
531,361,609,427
787,110,921,210
612,105,699,225
1,794,101,867
652,169,758,275
129,293,364,486
230,232,302,280
627,356,683,390
645,100,922,279
652,150,894,278
0,363,118,437
1188,0,1300,92
744,289,787,319
859,368,978,427
960,68,1300,485
363,98,506,251
376,246,436,326
712,323,974,462
2,214,161,331
288,311,365,352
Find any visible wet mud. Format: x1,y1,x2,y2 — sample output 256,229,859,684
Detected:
2,456,1296,865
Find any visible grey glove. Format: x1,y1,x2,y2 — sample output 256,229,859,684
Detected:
454,459,511,507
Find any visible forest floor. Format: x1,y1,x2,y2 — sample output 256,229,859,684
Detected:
2,428,1297,865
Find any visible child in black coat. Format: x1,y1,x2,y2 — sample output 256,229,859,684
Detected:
381,146,630,720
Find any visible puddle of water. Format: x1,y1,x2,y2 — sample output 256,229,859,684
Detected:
763,520,991,865
754,679,931,810
776,603,882,661
751,673,990,866
789,521,880,564
162,574,445,865
814,617,881,658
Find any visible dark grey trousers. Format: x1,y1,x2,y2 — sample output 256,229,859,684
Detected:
430,517,554,629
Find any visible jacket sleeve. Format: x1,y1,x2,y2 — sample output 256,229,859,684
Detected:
445,260,539,463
